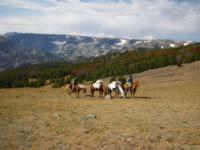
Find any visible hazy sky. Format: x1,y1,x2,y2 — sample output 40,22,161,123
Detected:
0,0,200,41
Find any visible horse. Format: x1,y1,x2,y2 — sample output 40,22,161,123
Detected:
123,80,140,98
67,84,87,98
90,81,105,97
105,81,125,98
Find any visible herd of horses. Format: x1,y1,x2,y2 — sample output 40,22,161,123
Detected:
67,80,140,98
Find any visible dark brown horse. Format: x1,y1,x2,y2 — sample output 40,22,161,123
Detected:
67,84,87,98
123,80,140,98
90,82,105,97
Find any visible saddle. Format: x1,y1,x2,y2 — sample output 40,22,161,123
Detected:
125,82,132,88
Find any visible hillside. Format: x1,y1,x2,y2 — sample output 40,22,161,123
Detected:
0,32,193,71
0,43,199,88
0,61,200,149
0,36,57,71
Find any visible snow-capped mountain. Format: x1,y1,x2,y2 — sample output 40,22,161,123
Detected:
0,32,193,71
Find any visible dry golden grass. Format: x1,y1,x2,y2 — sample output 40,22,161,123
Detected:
0,61,200,150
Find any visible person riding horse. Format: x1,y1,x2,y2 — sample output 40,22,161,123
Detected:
124,75,140,97
67,78,86,98
71,77,78,92
127,75,134,88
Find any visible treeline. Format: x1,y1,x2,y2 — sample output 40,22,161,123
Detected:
0,43,200,88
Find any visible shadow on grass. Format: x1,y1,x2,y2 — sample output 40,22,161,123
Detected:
72,94,152,100
134,96,152,99
126,96,152,100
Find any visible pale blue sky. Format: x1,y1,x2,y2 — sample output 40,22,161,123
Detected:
0,0,200,41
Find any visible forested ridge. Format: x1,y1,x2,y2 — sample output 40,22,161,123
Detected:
0,43,200,88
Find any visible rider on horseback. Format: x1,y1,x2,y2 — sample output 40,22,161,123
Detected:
127,75,134,87
71,77,78,91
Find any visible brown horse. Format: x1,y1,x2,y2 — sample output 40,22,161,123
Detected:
123,80,140,98
67,84,87,98
90,82,105,97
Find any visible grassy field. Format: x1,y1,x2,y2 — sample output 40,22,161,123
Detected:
0,61,200,150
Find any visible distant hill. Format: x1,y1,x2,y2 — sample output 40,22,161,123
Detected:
0,35,58,71
0,43,199,88
0,32,193,71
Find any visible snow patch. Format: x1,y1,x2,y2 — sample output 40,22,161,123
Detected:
184,41,192,46
117,39,127,46
52,41,66,47
170,43,176,48
133,41,142,45
52,41,66,53
93,37,97,41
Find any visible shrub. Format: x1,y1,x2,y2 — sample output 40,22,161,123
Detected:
29,79,45,88
109,77,116,83
51,78,65,88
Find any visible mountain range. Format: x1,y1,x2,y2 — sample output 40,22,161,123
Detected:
0,32,193,71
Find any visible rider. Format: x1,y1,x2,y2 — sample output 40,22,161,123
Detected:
71,77,78,91
127,75,134,87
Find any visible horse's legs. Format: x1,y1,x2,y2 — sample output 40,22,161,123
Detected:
68,88,73,97
99,90,101,97
92,90,94,97
115,90,118,98
90,86,95,97
77,89,80,98
77,91,79,98
130,89,133,97
99,89,104,97
83,88,87,95
91,90,93,97
132,87,137,97
124,88,128,98
124,88,127,98
109,89,112,98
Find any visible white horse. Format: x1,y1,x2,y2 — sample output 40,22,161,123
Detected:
90,80,105,97
105,81,125,98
